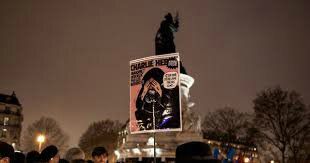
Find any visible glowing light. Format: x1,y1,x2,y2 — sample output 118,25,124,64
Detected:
37,135,45,143
114,150,120,159
270,160,275,163
12,143,16,150
147,137,155,146
132,148,141,154
156,148,162,155
36,134,45,152
244,157,250,163
142,148,162,156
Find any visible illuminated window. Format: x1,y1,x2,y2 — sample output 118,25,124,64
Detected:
1,128,7,138
4,117,9,125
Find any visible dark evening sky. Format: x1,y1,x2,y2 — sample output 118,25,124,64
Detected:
1,0,309,147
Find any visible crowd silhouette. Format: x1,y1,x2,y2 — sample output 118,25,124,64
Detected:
0,141,108,163
0,140,226,163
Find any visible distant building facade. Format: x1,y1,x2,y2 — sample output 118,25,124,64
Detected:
0,92,23,150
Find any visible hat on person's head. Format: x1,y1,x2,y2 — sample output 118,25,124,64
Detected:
176,141,218,163
40,145,58,162
91,147,108,157
59,158,69,163
65,147,85,162
0,141,14,160
71,159,86,163
26,150,40,163
12,152,25,163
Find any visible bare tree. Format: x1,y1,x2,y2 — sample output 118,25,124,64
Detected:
78,119,123,160
253,86,309,163
22,116,69,154
202,107,250,143
287,107,310,163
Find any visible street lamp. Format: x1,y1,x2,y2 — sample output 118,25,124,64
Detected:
37,134,45,152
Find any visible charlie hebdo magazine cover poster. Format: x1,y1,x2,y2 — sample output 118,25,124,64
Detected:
130,53,182,134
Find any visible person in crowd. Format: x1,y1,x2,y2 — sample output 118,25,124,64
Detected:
175,141,221,163
40,145,60,163
91,147,108,163
71,160,86,163
12,152,25,163
236,153,244,163
64,147,85,163
26,151,40,163
59,159,69,163
0,141,14,163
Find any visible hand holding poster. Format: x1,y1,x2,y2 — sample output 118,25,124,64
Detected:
130,53,182,134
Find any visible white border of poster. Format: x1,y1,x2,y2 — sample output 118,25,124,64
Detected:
129,53,182,134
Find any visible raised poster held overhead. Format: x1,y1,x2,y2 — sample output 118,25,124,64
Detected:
130,53,182,134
